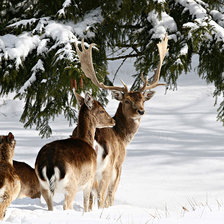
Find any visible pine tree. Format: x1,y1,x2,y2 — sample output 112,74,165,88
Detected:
0,0,108,137
0,0,224,137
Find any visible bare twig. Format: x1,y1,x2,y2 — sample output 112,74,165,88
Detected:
112,51,132,83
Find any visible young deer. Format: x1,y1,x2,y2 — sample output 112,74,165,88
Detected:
13,160,41,199
74,34,168,208
0,133,21,220
35,92,115,212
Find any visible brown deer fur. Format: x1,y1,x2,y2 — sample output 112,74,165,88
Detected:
35,93,115,212
0,133,20,220
13,161,41,199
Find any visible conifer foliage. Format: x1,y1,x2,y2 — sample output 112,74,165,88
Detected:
0,0,223,137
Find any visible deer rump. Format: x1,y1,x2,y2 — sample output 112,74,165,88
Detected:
35,138,97,194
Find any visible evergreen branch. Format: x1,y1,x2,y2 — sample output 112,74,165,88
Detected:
106,53,140,61
119,24,143,29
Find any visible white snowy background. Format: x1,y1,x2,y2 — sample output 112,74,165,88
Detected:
1,55,224,224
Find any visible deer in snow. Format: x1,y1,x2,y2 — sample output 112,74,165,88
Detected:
0,132,21,220
13,160,41,199
35,92,115,211
74,34,168,208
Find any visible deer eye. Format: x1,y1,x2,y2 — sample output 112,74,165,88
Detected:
100,110,105,114
125,100,130,104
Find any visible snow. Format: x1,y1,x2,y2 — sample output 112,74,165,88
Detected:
19,59,44,94
72,7,103,38
176,0,207,19
177,0,224,44
0,8,102,69
153,0,166,3
211,10,224,27
7,18,38,28
37,39,49,55
147,10,177,40
0,33,40,68
57,0,71,18
180,44,188,55
1,56,224,223
45,22,77,45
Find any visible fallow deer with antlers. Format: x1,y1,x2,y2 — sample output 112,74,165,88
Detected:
35,92,115,211
74,34,168,208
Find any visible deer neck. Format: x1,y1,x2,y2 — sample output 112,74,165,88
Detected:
76,105,96,147
113,103,141,146
0,144,13,165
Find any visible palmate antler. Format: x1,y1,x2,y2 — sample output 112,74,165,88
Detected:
139,33,169,92
75,40,128,93
75,34,168,93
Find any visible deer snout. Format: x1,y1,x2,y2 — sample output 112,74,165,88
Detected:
137,109,145,115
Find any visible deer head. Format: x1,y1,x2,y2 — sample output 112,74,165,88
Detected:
0,132,16,164
75,34,168,119
74,92,115,128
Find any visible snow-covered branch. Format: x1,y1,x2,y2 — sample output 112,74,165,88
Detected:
176,0,224,45
57,0,72,18
19,59,44,94
0,33,40,68
147,10,177,40
0,8,103,70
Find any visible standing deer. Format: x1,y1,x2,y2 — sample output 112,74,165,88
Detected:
35,92,115,211
0,132,21,220
13,160,41,199
74,34,168,208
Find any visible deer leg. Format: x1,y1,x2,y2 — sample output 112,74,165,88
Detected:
0,192,12,220
88,192,94,211
105,167,121,207
63,189,77,210
88,180,97,211
0,202,9,220
97,173,111,209
83,189,90,212
84,178,96,212
40,187,53,211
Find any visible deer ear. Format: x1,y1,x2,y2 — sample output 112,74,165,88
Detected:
84,92,94,110
74,92,84,106
112,91,123,101
7,132,14,142
143,90,155,101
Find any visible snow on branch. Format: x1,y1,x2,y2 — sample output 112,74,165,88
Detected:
45,22,77,47
147,10,177,40
7,18,38,29
177,0,224,44
73,7,103,38
0,7,102,71
152,0,166,3
57,0,72,18
19,59,44,94
0,33,40,68
210,10,224,28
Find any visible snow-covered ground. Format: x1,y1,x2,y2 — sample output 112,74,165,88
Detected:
1,58,224,223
